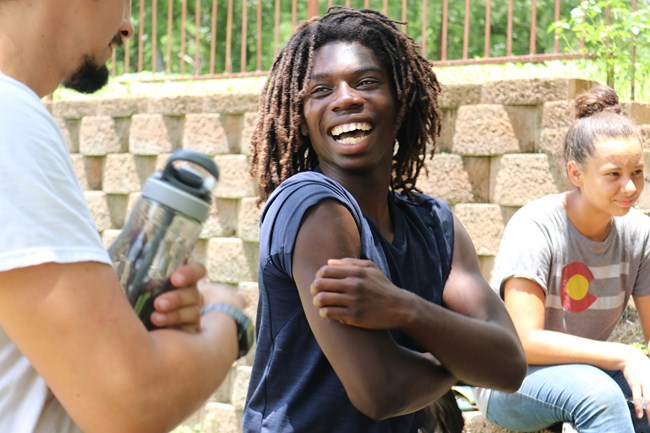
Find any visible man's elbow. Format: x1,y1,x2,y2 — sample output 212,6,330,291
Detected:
497,353,527,393
349,395,398,420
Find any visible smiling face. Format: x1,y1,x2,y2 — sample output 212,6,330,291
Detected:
301,41,398,178
568,135,645,218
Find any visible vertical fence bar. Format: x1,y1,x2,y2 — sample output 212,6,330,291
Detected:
553,0,560,53
240,0,247,73
124,35,131,73
225,0,233,74
506,0,513,56
274,0,280,56
382,0,388,15
166,0,173,73
421,0,428,57
195,0,201,75
180,0,187,74
420,0,429,57
364,0,370,8
441,0,448,61
631,0,637,99
308,0,319,17
256,0,262,71
209,0,217,74
152,0,158,72
138,0,145,72
292,0,297,28
401,0,407,32
529,0,537,55
484,0,491,57
463,0,470,59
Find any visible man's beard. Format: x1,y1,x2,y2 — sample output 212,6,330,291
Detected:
61,55,110,94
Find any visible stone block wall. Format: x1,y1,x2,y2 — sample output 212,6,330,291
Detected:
47,78,650,433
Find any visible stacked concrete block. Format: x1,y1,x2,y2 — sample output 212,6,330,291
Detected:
481,78,595,105
452,104,522,155
80,115,129,154
489,153,566,207
50,78,650,433
129,113,182,154
418,153,487,205
181,113,230,155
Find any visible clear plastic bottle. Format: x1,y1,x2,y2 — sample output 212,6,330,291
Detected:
109,149,219,330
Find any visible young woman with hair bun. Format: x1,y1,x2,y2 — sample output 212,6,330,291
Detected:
475,84,650,433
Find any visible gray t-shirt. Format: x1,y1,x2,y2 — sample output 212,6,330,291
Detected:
476,193,650,412
491,193,650,340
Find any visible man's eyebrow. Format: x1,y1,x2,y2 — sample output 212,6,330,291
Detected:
309,66,384,81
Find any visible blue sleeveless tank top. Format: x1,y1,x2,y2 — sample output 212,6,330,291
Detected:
243,171,454,433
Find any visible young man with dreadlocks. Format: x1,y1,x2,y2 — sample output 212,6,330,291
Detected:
243,7,526,433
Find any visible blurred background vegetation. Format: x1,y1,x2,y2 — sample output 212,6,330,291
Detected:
54,0,650,102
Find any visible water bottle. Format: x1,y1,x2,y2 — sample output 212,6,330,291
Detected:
109,149,219,330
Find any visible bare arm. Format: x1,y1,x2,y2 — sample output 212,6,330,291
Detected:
315,216,526,390
0,261,240,433
293,200,455,420
505,277,640,367
505,278,650,420
399,216,526,390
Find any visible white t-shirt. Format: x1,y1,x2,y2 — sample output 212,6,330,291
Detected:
0,73,111,432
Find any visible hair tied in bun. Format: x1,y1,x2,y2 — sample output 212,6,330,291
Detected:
574,85,621,119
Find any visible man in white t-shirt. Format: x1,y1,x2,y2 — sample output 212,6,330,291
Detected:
0,1,252,432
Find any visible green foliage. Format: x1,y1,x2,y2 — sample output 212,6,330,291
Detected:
110,0,583,79
549,0,650,100
170,424,205,433
631,342,648,355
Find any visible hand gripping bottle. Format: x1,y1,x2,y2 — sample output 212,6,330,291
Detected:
109,149,219,330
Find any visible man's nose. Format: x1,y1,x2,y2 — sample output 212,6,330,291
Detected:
332,83,363,111
119,17,135,41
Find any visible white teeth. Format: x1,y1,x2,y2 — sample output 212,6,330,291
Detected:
330,122,372,137
337,136,366,145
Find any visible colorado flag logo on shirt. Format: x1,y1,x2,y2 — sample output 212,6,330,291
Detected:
560,262,597,313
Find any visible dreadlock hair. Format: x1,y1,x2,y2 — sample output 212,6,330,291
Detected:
249,6,442,203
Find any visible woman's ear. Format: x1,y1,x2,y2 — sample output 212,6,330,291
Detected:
300,120,309,137
566,160,582,188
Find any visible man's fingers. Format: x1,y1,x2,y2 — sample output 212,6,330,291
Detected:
327,258,375,267
155,287,201,312
150,306,201,331
169,262,207,287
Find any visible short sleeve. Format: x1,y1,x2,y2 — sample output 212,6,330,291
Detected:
490,206,554,298
631,211,650,298
259,172,364,278
0,78,110,272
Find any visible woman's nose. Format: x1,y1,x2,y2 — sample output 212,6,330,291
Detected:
622,177,638,194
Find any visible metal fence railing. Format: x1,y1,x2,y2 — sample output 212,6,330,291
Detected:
110,0,588,80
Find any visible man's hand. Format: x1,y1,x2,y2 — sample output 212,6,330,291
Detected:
149,262,207,332
310,258,412,329
199,279,247,311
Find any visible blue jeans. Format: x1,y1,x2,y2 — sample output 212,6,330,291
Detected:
484,364,650,433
